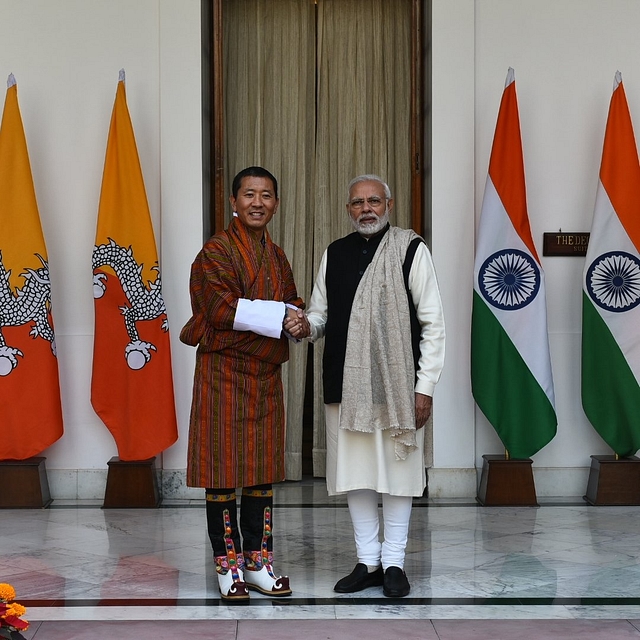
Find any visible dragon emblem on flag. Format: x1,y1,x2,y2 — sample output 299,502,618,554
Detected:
92,239,168,371
0,250,55,376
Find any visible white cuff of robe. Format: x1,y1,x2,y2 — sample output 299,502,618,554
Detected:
233,298,286,339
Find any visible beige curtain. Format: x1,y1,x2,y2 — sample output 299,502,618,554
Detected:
222,0,415,479
223,0,316,479
311,0,413,475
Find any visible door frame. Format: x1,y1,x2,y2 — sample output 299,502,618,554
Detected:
205,0,428,237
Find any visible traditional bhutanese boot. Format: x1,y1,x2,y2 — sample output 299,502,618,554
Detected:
206,490,249,601
241,485,292,597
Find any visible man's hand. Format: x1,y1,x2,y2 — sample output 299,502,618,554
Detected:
283,308,310,339
415,393,432,430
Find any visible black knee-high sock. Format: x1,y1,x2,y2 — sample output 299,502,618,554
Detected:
240,484,273,556
205,488,240,558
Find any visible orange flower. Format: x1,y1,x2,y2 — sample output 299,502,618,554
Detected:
0,584,16,602
6,603,26,618
0,583,29,633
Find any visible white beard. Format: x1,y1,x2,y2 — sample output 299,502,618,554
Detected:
351,208,390,236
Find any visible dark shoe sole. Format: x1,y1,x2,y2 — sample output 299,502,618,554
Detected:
246,583,292,597
383,586,410,597
334,566,384,593
334,577,383,593
220,590,250,602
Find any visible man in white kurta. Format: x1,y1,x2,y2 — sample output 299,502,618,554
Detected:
295,175,445,598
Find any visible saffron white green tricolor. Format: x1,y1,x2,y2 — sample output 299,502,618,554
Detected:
582,71,640,457
472,68,557,460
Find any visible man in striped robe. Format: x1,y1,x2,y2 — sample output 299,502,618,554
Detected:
181,166,307,601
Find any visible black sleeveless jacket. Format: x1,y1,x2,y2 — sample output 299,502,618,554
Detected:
322,225,424,403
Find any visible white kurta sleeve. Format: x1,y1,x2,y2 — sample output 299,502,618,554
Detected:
233,298,286,339
306,250,329,342
408,243,446,397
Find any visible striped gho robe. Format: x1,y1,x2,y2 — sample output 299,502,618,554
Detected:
181,216,304,488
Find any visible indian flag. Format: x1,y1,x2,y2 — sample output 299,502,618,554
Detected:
471,68,557,460
582,71,640,458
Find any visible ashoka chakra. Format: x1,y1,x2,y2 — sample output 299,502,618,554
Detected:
478,249,540,310
586,251,640,312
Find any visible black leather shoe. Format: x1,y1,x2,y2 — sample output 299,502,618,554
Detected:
334,563,384,593
383,566,410,597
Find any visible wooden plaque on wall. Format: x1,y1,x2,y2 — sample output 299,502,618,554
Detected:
543,232,589,256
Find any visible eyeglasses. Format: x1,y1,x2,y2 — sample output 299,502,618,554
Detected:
348,196,386,210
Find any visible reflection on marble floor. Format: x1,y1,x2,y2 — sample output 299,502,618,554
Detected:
3,478,640,631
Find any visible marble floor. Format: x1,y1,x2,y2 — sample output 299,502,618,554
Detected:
2,478,640,639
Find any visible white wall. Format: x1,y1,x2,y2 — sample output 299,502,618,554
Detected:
3,0,639,499
430,0,477,497
0,0,202,498
431,0,640,497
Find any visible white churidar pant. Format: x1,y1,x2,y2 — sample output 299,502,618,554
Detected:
346,489,413,569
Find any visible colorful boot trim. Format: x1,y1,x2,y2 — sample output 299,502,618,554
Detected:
243,505,272,568
214,509,248,601
206,491,237,502
243,506,292,597
242,487,273,498
223,509,244,577
244,549,274,570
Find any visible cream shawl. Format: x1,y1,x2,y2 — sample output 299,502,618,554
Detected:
339,227,420,460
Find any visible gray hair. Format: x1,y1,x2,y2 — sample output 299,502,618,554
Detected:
347,174,392,202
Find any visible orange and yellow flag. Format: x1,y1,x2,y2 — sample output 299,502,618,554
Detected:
0,74,63,459
91,70,178,461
